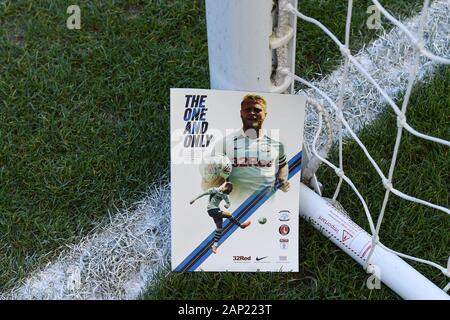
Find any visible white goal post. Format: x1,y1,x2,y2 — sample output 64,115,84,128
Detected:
205,0,449,299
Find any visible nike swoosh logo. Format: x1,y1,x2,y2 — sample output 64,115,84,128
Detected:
256,256,268,261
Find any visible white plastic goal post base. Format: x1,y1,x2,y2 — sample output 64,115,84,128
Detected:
299,183,449,300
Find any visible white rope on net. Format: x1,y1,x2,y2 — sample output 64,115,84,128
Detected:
371,0,450,65
303,94,377,235
282,0,449,290
284,1,450,146
332,0,353,202
300,98,334,184
288,71,449,215
298,74,450,288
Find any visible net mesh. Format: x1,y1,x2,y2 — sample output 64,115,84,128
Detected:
277,0,449,289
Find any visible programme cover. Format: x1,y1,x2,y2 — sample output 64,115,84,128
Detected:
171,89,305,272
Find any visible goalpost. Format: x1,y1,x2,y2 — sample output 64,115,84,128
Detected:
205,0,449,299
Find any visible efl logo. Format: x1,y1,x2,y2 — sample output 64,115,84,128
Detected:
279,225,290,235
279,238,289,249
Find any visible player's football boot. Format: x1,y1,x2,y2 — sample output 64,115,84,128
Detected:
240,221,251,229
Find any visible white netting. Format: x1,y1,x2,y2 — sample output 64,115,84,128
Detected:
278,0,449,290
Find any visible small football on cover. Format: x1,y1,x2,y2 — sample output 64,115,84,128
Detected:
199,154,232,181
258,217,267,224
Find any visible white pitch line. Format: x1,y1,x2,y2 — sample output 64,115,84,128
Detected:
2,181,171,300
1,0,449,300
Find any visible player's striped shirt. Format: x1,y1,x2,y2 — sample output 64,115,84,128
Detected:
203,187,230,211
213,129,287,197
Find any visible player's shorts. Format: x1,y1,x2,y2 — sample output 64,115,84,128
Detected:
207,208,224,226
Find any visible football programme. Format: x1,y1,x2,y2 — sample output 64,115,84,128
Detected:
170,89,305,272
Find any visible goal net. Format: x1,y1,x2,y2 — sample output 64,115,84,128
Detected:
205,0,449,299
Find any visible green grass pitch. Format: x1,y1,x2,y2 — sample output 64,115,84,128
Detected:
0,0,447,299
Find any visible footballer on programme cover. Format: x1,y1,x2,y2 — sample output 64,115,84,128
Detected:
170,89,305,272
